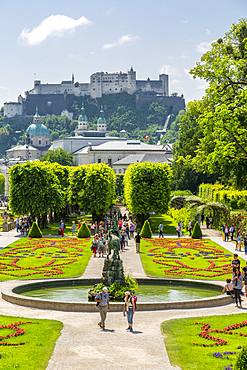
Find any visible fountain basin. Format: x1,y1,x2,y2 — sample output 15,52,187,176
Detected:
1,278,231,311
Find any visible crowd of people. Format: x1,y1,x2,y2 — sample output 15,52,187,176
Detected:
16,216,33,235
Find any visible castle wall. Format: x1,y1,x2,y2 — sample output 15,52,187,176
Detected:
135,95,185,112
25,93,76,116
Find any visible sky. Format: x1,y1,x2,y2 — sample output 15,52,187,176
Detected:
0,0,246,108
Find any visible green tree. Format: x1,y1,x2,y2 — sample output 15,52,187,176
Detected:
0,172,5,195
115,174,124,200
9,162,63,218
124,162,171,224
140,220,152,238
40,147,74,166
189,18,247,187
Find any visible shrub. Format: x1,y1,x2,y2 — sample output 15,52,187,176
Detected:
28,222,42,238
140,220,152,238
234,346,247,370
191,221,202,239
78,222,90,238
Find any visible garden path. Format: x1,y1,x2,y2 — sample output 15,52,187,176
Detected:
0,228,23,249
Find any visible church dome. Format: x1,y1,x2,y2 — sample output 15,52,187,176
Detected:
26,123,50,136
97,107,106,125
78,105,88,122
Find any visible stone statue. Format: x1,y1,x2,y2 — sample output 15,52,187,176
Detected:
107,231,120,260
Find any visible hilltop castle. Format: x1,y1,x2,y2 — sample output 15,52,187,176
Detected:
4,67,185,118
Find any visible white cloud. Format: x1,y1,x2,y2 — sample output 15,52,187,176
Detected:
159,65,181,77
18,14,92,46
206,29,212,35
171,79,182,86
196,41,215,53
70,54,83,61
196,79,209,90
0,86,8,90
103,34,141,49
90,51,95,55
184,68,193,80
182,20,188,24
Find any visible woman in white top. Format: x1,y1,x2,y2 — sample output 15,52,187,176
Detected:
123,291,135,332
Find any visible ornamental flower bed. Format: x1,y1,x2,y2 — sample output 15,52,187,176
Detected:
0,321,38,346
141,238,244,280
0,237,91,280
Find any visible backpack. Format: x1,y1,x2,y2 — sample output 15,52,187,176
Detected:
132,295,137,310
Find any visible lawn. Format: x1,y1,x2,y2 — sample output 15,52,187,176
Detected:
161,313,247,370
139,238,246,280
150,214,178,235
0,237,92,280
42,215,92,236
0,314,62,370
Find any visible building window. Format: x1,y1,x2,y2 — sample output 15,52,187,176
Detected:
38,139,42,145
46,140,48,145
108,158,112,165
31,140,33,145
119,169,121,173
98,158,101,163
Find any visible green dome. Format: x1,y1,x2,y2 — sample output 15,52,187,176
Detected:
78,105,88,122
26,123,50,137
97,107,106,125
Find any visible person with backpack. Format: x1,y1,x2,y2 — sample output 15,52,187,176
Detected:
95,287,110,330
123,291,136,332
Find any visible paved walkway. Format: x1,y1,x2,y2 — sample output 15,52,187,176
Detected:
0,225,247,369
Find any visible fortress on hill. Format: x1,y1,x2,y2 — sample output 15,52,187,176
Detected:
4,67,185,117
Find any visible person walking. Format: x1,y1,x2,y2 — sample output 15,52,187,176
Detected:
224,225,229,242
135,232,141,253
129,222,134,239
176,222,181,238
188,220,192,237
95,287,110,330
59,220,65,237
232,268,243,308
236,232,242,251
158,222,164,238
72,221,77,236
229,225,235,241
16,217,19,233
91,235,98,257
232,254,241,274
123,291,135,332
242,261,247,297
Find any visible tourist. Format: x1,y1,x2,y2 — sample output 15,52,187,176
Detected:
176,222,181,238
78,220,82,230
224,225,229,242
91,234,98,257
232,254,241,273
95,287,110,330
159,222,164,238
206,216,210,229
59,220,65,237
242,262,247,297
188,220,192,237
123,291,135,332
201,213,204,225
120,231,124,252
134,232,141,253
244,235,247,255
129,222,134,239
72,221,77,236
118,218,123,230
103,234,108,254
232,268,243,307
229,225,235,241
124,229,129,247
90,222,95,236
98,235,104,257
236,232,242,251
221,278,234,297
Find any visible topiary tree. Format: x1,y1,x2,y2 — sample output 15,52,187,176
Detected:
78,222,90,238
234,346,247,370
28,222,42,238
191,221,202,239
140,220,152,238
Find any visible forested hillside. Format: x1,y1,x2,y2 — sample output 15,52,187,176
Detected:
0,93,184,156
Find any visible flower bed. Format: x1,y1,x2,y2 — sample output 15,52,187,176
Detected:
0,237,92,280
140,238,245,280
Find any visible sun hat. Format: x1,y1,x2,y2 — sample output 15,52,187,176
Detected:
124,291,130,295
72,221,75,223
102,287,108,292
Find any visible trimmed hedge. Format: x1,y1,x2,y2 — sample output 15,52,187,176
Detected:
78,222,90,238
140,220,152,238
191,221,202,239
28,222,42,238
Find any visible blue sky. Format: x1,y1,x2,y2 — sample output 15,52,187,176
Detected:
0,0,246,108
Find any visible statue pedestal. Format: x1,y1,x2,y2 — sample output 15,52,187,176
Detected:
102,258,125,286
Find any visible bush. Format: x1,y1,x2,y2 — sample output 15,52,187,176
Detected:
28,222,42,238
78,222,90,238
234,346,247,370
191,221,202,239
140,220,152,238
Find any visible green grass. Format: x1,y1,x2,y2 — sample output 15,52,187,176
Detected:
161,313,247,370
139,238,246,280
0,237,92,280
0,314,62,370
42,215,92,236
150,214,177,235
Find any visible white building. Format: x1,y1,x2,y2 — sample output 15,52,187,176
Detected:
73,140,172,170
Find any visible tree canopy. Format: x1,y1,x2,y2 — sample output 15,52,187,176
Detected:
189,18,247,187
39,147,74,166
124,162,171,222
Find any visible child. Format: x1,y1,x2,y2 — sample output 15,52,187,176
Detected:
72,221,77,236
221,278,234,296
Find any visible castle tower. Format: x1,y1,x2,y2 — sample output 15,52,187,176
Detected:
97,106,107,131
75,103,88,136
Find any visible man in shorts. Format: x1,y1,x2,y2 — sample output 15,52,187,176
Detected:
95,287,110,330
